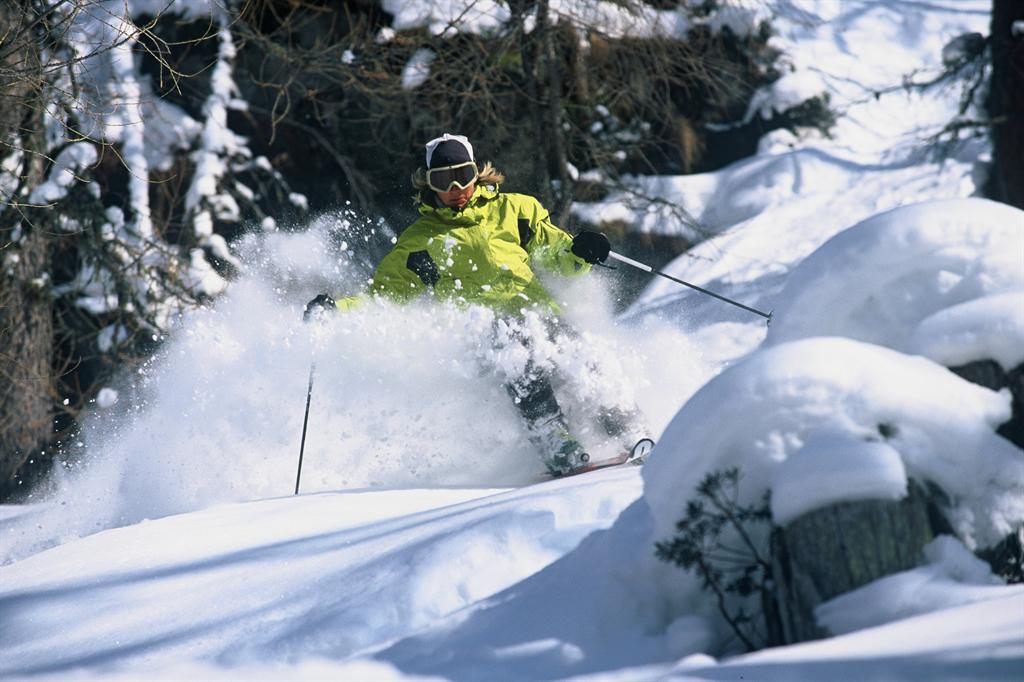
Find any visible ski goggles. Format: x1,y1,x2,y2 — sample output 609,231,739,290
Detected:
426,161,478,193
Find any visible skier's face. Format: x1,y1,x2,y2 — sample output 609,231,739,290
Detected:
438,182,475,210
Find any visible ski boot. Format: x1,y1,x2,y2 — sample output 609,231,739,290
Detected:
544,435,591,478
527,418,591,477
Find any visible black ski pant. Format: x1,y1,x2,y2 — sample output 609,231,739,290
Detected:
489,315,635,440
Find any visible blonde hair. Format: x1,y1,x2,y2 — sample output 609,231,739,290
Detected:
412,161,505,195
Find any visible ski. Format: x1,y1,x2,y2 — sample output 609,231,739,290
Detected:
544,437,655,479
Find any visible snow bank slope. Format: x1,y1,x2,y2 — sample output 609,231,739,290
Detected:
0,471,640,677
677,592,1023,681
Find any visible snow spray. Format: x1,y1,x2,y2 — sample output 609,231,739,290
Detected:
0,214,711,562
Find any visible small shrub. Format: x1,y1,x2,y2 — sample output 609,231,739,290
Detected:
655,467,773,652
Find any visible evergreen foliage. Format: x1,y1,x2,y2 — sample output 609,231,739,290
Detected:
654,467,774,652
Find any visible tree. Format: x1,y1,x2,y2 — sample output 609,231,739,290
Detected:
987,0,1024,208
0,0,51,493
0,1,272,497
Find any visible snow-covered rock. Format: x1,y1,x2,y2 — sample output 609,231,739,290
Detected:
770,435,907,526
642,337,1023,550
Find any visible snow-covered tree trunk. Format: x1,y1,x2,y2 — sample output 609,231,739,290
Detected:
769,484,937,644
0,0,53,494
987,0,1024,209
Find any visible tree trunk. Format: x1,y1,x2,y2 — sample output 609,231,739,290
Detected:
0,1,53,498
512,0,554,211
769,483,937,644
543,22,574,227
986,0,1024,209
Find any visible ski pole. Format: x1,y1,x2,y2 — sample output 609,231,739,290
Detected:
607,250,772,324
294,361,316,495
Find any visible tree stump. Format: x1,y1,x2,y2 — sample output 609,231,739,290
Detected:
767,482,936,645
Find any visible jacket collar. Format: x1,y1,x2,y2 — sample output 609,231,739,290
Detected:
418,184,499,220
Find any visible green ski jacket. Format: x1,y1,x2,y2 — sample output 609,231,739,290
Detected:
338,185,590,315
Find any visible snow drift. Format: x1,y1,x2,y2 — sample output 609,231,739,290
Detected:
765,197,1024,365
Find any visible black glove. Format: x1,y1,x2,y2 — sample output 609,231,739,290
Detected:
571,230,611,264
303,293,336,322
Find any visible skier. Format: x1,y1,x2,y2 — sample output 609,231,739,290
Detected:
305,133,644,476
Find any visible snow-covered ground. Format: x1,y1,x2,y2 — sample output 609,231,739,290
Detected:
3,1,1022,680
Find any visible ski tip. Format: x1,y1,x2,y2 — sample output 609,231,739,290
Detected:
631,437,655,460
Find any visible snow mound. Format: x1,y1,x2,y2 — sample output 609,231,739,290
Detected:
771,435,907,526
909,291,1024,371
642,336,1023,550
765,198,1024,364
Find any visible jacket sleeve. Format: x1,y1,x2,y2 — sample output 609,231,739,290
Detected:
368,246,432,302
334,228,436,308
520,198,591,277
